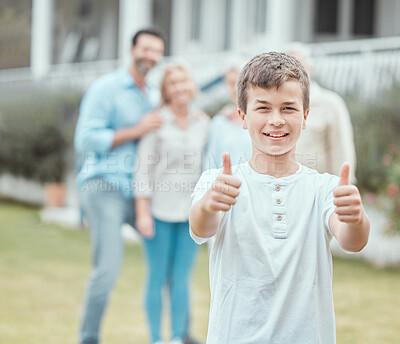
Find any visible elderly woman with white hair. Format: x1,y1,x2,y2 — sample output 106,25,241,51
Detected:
285,42,357,183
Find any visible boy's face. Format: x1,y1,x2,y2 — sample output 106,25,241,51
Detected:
239,81,309,159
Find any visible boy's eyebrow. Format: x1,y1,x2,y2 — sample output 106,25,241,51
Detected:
255,99,271,104
254,99,299,106
282,101,298,106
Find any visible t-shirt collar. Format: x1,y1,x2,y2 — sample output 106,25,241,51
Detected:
242,161,304,183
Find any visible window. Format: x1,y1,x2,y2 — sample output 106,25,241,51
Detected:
353,0,375,35
153,0,172,55
315,0,338,34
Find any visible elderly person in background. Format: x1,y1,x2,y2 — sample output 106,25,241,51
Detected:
204,63,252,171
286,43,357,183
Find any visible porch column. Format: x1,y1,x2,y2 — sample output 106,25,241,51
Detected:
30,0,54,79
268,0,296,50
338,0,354,40
118,0,152,66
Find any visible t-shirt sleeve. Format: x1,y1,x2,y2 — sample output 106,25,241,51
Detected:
321,173,340,236
190,168,221,244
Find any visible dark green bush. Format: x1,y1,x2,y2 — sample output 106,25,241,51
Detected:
347,84,400,193
0,87,82,183
347,83,400,234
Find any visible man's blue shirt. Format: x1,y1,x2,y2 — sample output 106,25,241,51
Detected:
74,67,160,198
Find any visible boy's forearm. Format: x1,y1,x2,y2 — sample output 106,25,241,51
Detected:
330,211,370,252
189,199,221,239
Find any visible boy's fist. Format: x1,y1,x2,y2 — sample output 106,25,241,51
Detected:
203,153,241,213
333,163,364,224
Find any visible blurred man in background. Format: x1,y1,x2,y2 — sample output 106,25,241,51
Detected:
74,28,164,344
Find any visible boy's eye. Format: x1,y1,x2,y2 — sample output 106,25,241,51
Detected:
283,107,297,111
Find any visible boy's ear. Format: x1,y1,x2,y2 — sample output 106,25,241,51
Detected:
302,108,310,130
238,109,248,130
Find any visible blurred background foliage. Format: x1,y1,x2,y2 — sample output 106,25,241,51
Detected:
346,83,400,234
0,87,82,183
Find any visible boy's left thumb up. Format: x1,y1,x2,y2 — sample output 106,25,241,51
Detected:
339,163,350,186
222,152,232,175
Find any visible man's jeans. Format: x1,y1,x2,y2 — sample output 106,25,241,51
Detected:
79,178,135,344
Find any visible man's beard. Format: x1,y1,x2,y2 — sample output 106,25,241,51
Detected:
135,59,153,75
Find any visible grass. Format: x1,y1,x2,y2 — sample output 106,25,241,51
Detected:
0,200,399,344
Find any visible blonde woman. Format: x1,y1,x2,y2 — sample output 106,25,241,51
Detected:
134,63,209,344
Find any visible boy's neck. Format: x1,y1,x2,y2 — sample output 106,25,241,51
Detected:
249,152,299,178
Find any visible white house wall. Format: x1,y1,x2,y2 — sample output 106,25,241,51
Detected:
201,0,226,53
170,0,225,55
292,0,314,43
229,0,245,50
264,0,296,51
170,0,189,55
98,0,119,61
235,0,296,54
15,0,400,78
376,0,400,37
170,0,294,56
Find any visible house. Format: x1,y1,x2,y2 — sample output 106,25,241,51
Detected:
1,0,399,95
0,0,399,208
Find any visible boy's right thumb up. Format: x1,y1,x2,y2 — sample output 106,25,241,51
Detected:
339,163,350,186
222,152,232,175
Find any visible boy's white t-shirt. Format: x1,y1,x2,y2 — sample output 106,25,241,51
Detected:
190,162,339,344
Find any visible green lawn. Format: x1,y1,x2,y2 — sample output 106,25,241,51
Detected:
0,200,399,344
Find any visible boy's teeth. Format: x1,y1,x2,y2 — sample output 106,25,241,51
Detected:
269,133,285,137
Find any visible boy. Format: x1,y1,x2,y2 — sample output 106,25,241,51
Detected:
189,52,370,344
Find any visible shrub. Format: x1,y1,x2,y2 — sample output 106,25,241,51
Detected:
0,87,82,183
347,83,400,233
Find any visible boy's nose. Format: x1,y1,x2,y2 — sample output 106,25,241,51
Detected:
268,111,285,126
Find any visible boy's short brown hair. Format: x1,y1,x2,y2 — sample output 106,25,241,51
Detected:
237,52,310,113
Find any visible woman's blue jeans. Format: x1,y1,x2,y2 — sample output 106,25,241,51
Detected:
143,218,199,343
79,178,135,344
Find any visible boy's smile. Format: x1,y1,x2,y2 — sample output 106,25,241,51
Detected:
239,81,309,164
264,131,289,140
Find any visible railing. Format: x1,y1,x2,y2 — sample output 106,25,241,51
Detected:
0,59,121,91
310,36,400,98
1,36,399,101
